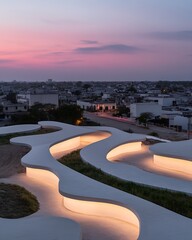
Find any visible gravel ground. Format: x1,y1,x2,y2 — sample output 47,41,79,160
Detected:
0,145,29,178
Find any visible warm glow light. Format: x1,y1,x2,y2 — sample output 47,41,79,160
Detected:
26,168,59,187
49,132,110,159
80,132,111,144
107,142,142,161
50,137,80,159
26,167,140,238
63,196,140,237
154,155,192,175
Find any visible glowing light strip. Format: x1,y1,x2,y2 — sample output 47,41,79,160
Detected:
107,142,142,160
154,155,192,175
26,167,140,238
63,196,140,233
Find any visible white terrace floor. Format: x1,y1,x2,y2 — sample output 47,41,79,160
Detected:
0,121,192,240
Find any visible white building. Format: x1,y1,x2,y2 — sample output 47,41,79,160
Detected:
173,115,190,131
130,103,162,118
2,102,28,119
17,93,59,108
146,96,176,106
77,100,116,111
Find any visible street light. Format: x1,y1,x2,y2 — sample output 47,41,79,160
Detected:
183,111,192,139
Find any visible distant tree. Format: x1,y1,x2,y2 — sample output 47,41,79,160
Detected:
115,106,130,117
11,104,83,125
49,104,83,125
137,112,154,127
6,91,17,103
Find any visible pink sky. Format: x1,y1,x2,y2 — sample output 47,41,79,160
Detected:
0,0,192,81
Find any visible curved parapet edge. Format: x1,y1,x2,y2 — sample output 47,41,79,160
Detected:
26,167,140,239
10,121,192,240
150,140,192,175
107,141,142,160
0,216,81,240
149,139,192,161
63,196,140,229
80,127,192,194
153,154,192,175
0,124,41,136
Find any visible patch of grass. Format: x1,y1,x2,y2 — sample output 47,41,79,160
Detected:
0,183,39,218
59,149,192,219
0,128,57,145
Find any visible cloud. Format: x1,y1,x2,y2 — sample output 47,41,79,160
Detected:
36,51,67,58
0,51,19,56
47,51,65,56
56,59,83,64
0,59,16,64
149,31,192,41
80,40,99,44
75,44,141,54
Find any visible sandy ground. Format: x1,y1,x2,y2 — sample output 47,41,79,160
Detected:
0,145,29,178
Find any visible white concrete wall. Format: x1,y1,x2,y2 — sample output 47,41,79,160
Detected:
173,116,189,131
130,103,162,118
146,97,175,106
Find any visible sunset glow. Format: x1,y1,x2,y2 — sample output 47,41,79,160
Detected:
1,0,192,81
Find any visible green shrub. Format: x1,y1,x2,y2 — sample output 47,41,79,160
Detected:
59,149,192,219
0,183,39,218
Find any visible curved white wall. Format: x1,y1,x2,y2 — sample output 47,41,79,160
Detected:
107,142,142,160
26,166,140,239
154,155,192,175
50,137,80,159
63,196,140,237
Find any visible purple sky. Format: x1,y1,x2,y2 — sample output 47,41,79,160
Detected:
0,0,192,81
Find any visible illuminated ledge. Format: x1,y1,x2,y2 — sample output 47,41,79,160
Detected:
154,155,192,175
10,121,192,240
107,142,142,160
80,126,192,194
0,124,41,135
0,216,81,240
150,139,192,161
27,168,140,233
150,140,192,175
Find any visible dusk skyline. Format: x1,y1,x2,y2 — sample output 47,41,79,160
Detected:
1,0,192,82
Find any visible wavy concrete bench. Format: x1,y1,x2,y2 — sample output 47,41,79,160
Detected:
150,140,192,175
0,124,41,135
9,121,192,240
80,126,192,194
0,123,81,240
0,216,81,240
